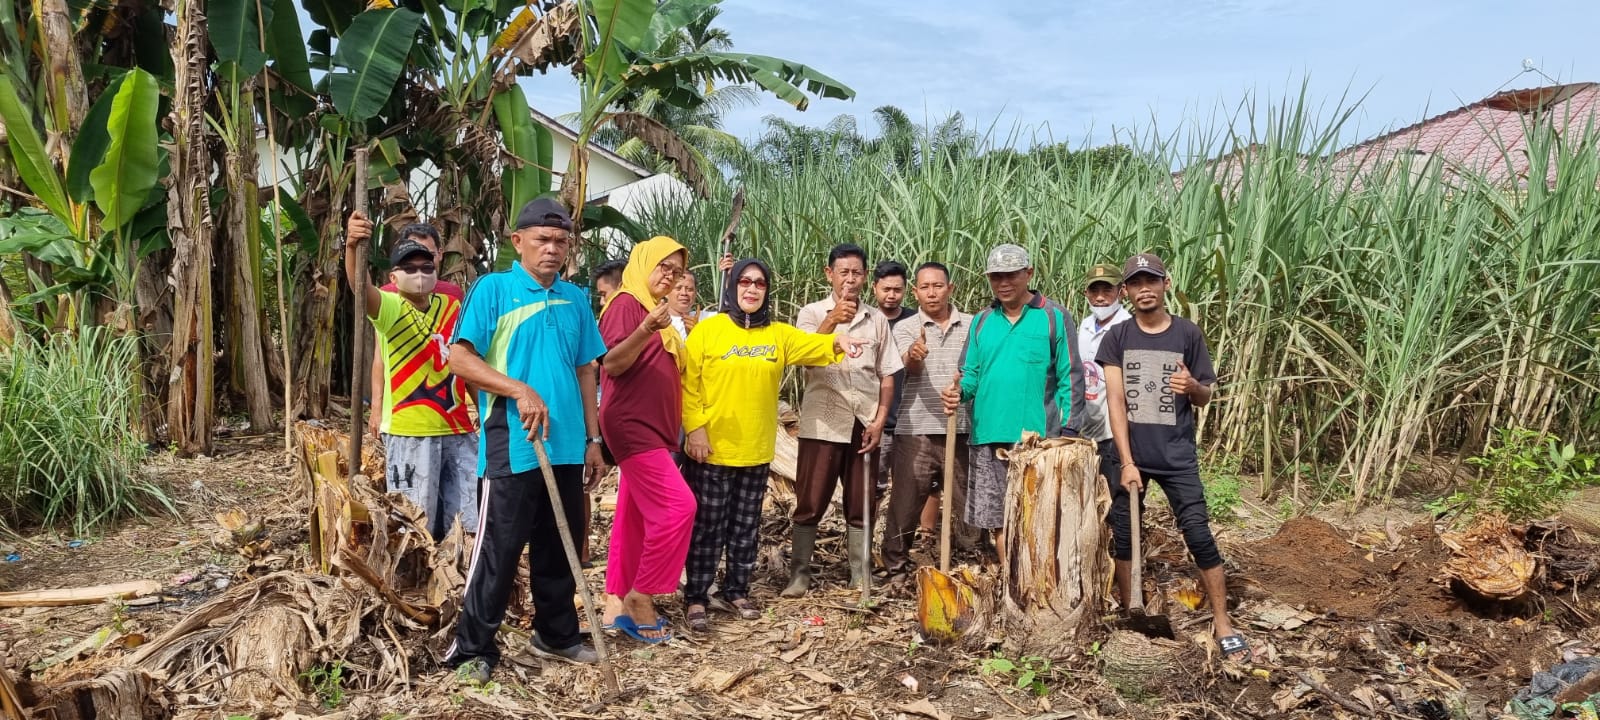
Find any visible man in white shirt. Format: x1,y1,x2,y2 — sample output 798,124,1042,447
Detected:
1077,262,1132,480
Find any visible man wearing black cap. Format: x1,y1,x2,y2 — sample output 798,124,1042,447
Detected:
344,214,477,541
1096,252,1247,662
442,197,610,682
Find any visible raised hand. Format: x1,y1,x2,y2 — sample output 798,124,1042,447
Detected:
826,298,857,327
641,301,673,334
1169,360,1195,398
907,326,929,365
345,210,372,247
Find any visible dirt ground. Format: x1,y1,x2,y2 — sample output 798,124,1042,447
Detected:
3,437,1598,720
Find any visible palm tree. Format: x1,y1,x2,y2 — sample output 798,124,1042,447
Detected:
745,105,977,175
591,5,758,182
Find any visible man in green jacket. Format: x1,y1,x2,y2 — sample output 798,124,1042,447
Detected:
941,243,1084,561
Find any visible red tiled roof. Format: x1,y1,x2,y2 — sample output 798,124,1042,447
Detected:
1330,82,1600,187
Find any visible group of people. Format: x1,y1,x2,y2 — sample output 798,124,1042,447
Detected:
341,197,1250,686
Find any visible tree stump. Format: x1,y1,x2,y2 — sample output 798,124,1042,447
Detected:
999,434,1112,656
1440,513,1536,602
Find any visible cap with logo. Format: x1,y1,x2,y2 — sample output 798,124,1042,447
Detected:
1121,253,1168,283
985,243,1032,274
1084,263,1121,288
514,197,574,232
390,239,433,267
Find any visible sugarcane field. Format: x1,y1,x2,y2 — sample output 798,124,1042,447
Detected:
3,0,1600,719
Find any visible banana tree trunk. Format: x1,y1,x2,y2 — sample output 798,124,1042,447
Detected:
134,250,174,444
32,0,87,162
223,90,275,431
164,0,215,456
999,435,1112,656
290,196,342,420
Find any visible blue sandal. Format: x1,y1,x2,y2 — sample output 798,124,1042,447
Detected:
613,615,673,645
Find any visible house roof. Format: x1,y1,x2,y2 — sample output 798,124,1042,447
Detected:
1330,82,1600,186
526,107,655,180
1179,82,1600,190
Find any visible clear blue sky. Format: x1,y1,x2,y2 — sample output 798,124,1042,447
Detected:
520,0,1600,151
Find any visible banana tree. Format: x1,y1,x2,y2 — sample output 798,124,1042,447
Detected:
561,0,854,220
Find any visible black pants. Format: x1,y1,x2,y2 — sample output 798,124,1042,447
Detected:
1099,439,1223,570
447,464,586,667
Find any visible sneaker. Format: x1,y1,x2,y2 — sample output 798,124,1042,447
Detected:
529,635,599,664
455,657,492,685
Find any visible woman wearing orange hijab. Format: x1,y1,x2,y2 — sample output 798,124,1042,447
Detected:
598,236,694,643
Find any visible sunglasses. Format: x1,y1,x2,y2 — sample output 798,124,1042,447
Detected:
395,264,436,275
737,278,768,289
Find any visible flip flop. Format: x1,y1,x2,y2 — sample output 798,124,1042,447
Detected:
613,615,672,645
711,597,762,621
1217,633,1250,662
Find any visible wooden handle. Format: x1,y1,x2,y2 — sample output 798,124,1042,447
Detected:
347,147,369,478
939,413,956,573
1128,488,1145,614
863,457,872,595
533,442,620,693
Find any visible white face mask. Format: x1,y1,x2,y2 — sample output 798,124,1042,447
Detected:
1090,303,1121,321
395,271,437,296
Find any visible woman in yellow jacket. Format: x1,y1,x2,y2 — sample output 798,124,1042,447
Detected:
680,258,865,632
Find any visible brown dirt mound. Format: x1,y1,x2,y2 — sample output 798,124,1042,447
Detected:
1243,517,1461,620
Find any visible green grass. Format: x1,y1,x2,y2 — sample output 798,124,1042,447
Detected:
0,327,167,533
641,91,1600,505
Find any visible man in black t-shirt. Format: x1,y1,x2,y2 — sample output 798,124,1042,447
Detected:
1097,253,1246,662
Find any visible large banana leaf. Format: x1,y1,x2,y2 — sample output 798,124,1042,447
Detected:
636,0,717,55
623,52,854,111
493,85,554,218
301,0,363,36
0,76,69,221
329,8,423,122
585,0,654,82
210,0,272,78
132,7,174,80
66,72,128,203
89,68,162,232
266,0,316,114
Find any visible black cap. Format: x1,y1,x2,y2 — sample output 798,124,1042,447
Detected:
1122,253,1168,282
515,197,574,231
390,239,433,266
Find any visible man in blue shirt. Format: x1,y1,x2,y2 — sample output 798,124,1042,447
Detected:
444,198,609,683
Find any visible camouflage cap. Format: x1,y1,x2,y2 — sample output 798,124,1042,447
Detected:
985,243,1032,274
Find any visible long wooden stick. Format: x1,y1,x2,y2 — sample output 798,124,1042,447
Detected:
860,451,872,606
532,442,620,693
939,413,956,573
0,580,161,608
347,148,369,477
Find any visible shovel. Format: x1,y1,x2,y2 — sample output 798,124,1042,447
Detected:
1122,491,1174,639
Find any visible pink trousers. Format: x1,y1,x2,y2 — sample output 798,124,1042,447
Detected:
605,448,697,596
